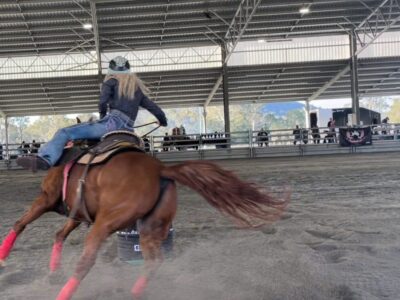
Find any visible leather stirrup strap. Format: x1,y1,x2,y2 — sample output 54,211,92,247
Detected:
69,153,95,223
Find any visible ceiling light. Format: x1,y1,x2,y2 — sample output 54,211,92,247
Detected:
83,23,93,29
257,39,266,43
299,7,310,14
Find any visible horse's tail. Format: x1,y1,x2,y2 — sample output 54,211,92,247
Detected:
161,161,290,228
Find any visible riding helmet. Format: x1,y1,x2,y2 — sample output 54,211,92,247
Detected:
108,56,131,74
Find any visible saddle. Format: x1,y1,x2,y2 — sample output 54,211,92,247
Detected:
56,130,145,167
57,131,145,223
78,131,144,165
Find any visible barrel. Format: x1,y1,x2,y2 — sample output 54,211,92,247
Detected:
117,227,174,262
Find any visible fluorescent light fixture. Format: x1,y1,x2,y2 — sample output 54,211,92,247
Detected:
83,23,93,29
257,39,266,43
299,7,310,14
90,50,96,55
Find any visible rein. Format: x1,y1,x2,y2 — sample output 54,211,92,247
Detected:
141,125,161,137
132,121,161,137
133,121,158,129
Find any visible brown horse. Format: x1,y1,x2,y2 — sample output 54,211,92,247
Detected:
0,151,289,300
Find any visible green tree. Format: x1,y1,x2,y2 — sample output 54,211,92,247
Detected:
25,115,76,142
360,96,390,114
9,117,29,142
388,99,400,122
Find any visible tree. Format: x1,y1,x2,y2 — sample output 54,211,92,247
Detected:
360,97,390,114
25,115,76,142
388,99,400,122
9,117,29,142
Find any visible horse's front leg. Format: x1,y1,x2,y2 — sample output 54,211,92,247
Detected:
50,219,81,273
0,192,56,267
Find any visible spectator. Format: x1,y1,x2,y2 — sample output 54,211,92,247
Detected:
382,117,389,135
30,140,40,154
179,125,186,135
257,128,269,147
0,144,3,160
143,137,150,152
18,141,29,155
311,125,321,144
293,125,301,145
163,132,170,152
328,118,336,143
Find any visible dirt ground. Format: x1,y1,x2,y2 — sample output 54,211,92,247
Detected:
0,152,400,300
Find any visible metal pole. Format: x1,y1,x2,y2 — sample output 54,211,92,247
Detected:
221,43,231,134
305,100,310,129
350,30,360,125
5,116,9,160
203,107,207,134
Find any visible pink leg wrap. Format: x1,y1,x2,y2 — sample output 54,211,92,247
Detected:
49,241,63,272
56,277,80,300
131,276,148,298
0,229,17,260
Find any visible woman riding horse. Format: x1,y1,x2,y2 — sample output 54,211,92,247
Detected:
1,57,289,300
16,56,167,171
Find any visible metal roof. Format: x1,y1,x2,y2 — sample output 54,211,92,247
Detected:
1,0,399,54
1,56,400,116
0,0,400,116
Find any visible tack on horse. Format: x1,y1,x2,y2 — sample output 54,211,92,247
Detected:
0,130,289,300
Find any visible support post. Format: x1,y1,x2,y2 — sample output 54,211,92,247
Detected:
221,43,230,134
350,30,360,125
203,108,208,134
305,100,310,129
5,117,9,160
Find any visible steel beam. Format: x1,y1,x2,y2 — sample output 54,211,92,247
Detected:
307,0,400,101
90,1,102,76
350,30,360,125
204,0,262,107
221,44,231,134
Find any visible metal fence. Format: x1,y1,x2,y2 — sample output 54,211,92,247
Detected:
1,124,399,169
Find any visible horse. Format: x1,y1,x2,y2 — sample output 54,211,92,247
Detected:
0,132,289,300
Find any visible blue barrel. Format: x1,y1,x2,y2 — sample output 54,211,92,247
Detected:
117,227,174,261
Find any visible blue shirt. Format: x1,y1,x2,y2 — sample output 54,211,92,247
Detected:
99,78,167,126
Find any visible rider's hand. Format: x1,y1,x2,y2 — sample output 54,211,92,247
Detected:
157,119,168,127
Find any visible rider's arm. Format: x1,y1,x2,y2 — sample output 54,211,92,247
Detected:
98,79,115,119
138,89,168,126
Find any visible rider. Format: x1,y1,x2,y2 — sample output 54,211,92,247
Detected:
17,56,168,171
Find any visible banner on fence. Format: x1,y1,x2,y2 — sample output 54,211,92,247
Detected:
339,127,372,147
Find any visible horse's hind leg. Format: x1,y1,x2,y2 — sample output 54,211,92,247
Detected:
50,219,81,273
131,181,177,299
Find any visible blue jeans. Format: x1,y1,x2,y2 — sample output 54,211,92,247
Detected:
39,111,134,165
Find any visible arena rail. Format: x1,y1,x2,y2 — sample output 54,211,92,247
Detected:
0,124,399,170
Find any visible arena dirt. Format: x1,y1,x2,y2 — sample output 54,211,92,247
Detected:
1,152,400,300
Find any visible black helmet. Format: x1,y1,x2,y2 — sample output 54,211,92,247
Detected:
108,56,130,74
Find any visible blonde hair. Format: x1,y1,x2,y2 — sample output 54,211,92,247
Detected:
104,73,150,99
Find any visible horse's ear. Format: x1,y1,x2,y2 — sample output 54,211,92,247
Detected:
76,117,81,124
